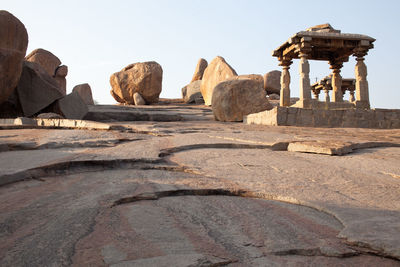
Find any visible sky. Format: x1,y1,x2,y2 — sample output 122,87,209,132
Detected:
2,0,400,108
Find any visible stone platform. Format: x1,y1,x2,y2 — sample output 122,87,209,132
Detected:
245,106,400,128
0,103,400,266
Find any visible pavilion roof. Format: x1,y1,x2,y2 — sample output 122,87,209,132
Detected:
272,24,375,62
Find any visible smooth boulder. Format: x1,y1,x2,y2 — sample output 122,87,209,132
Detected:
229,74,264,87
200,56,237,106
263,70,281,94
110,61,162,104
54,65,68,95
181,80,202,104
16,61,63,117
190,58,208,82
73,83,94,105
212,79,272,122
25,48,61,76
0,10,29,104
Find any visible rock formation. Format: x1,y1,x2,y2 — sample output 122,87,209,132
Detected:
181,80,203,104
110,61,163,105
212,79,272,122
16,61,64,117
190,58,208,82
73,83,94,105
26,48,67,95
200,56,237,106
0,10,28,104
48,91,88,120
263,70,281,94
229,74,264,87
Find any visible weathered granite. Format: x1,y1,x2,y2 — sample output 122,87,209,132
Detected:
0,103,399,266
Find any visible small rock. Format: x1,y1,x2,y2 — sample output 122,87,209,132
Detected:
37,112,64,119
110,61,163,104
182,80,202,104
264,70,281,94
0,10,29,104
190,58,208,82
133,92,146,105
212,79,273,122
72,83,94,105
54,65,68,95
200,56,237,106
268,93,280,100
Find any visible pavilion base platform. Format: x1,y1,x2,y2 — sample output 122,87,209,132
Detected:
291,99,370,109
244,106,400,129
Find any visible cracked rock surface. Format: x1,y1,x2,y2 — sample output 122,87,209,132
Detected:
0,103,400,266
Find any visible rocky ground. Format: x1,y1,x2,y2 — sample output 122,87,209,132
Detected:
0,102,400,266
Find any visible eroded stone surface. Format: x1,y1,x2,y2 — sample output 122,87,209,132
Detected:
0,104,399,266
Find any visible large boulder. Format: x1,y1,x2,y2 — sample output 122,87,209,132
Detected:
72,83,94,105
190,58,208,82
263,70,281,94
229,74,264,87
49,91,88,119
110,61,163,105
16,61,63,117
25,48,61,76
0,10,28,104
200,56,237,106
212,79,272,122
181,80,202,104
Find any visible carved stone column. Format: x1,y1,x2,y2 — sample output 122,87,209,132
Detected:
279,58,292,107
354,48,370,108
299,51,311,101
329,61,343,102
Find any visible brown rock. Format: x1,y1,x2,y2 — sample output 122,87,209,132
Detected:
50,91,88,119
133,92,146,105
16,61,63,117
25,48,61,77
72,83,94,105
36,112,64,119
212,79,272,122
182,80,202,104
110,90,124,103
230,74,264,87
263,70,281,94
54,65,68,95
110,61,162,105
0,10,29,104
190,58,208,82
200,56,237,106
268,93,280,100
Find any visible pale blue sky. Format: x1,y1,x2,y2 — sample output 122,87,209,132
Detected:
2,0,399,108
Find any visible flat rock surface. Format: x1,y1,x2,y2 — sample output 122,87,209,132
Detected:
0,104,400,266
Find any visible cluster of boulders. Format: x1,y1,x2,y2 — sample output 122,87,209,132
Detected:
182,56,282,122
110,61,163,105
0,10,94,120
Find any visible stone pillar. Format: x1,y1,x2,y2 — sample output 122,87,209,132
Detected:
299,52,311,101
329,61,343,102
354,48,370,108
324,89,330,102
279,58,292,107
312,89,320,100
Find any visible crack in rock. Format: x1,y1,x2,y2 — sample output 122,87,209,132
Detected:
111,188,251,207
158,143,283,157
